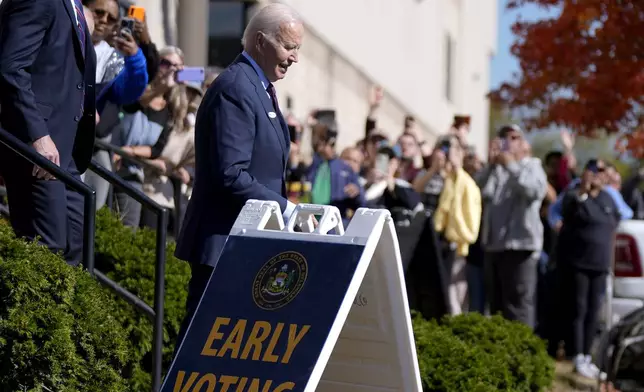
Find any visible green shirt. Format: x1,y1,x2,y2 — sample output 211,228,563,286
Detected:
311,161,332,205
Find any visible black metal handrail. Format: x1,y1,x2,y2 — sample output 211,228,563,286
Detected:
93,139,185,237
88,161,168,391
0,128,96,271
0,128,168,392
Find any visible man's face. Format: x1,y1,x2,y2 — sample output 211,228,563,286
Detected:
504,130,523,155
582,160,605,189
463,154,481,175
341,148,363,174
257,22,303,82
544,156,561,177
88,0,119,44
398,134,418,159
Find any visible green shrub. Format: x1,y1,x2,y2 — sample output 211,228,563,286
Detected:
413,312,555,392
0,221,131,391
94,209,191,390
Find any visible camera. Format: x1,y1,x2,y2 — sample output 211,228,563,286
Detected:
120,17,135,38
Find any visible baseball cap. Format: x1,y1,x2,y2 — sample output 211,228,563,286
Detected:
376,141,402,159
497,124,523,138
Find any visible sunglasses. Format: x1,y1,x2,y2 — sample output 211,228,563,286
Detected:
159,58,181,68
585,160,605,173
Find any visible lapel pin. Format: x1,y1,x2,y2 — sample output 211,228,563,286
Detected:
268,112,277,119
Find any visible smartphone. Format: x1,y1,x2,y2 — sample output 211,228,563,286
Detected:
176,67,206,83
439,139,450,155
375,153,389,174
120,17,135,37
127,5,145,22
288,125,300,143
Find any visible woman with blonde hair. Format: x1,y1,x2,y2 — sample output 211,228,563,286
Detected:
139,83,203,232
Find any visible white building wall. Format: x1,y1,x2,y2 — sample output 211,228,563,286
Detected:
134,0,497,154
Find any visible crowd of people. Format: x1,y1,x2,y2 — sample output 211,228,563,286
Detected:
282,86,642,380
0,0,640,382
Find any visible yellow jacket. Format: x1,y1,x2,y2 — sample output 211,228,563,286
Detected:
434,168,482,257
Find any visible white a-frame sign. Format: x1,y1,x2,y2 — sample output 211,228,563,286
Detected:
162,200,422,392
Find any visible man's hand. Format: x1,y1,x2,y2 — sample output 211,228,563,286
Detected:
174,167,191,184
133,17,151,45
114,31,139,57
560,128,575,152
146,158,167,173
368,85,384,109
498,151,514,166
344,183,360,198
31,135,59,180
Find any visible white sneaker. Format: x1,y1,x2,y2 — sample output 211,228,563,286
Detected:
574,354,599,379
585,355,601,377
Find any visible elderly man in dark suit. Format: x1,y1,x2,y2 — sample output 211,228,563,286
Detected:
0,0,97,266
174,2,304,346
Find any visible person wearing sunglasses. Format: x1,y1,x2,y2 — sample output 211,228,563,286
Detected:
550,158,621,379
548,158,632,232
478,124,548,328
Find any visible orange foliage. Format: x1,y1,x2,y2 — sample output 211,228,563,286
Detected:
491,0,644,157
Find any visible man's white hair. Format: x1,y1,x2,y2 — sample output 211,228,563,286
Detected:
242,3,302,50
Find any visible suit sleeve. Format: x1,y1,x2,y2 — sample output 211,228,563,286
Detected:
0,0,54,142
210,87,288,212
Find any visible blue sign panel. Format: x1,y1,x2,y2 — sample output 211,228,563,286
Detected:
162,235,365,392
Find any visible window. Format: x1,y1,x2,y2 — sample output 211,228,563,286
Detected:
444,33,454,102
208,1,254,68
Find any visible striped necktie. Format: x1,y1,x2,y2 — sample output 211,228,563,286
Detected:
73,0,86,56
267,83,280,112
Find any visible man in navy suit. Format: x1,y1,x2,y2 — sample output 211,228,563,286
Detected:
173,2,304,347
0,0,97,266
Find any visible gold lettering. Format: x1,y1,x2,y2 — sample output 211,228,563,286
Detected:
262,323,284,363
201,317,230,356
273,382,295,392
281,324,310,364
247,378,273,392
193,373,217,392
217,319,247,359
234,377,248,392
240,321,272,360
219,375,238,392
173,371,199,392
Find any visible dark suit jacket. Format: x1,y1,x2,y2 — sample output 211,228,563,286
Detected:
175,54,291,266
0,0,97,174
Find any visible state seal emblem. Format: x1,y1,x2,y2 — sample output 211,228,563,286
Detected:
252,251,308,310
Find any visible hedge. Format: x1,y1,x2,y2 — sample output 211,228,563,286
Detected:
0,210,556,391
94,208,191,390
413,312,555,391
0,220,131,391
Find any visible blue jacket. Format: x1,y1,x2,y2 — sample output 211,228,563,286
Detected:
548,177,633,228
96,48,147,114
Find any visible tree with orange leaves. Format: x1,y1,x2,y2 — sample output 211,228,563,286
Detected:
491,0,644,157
